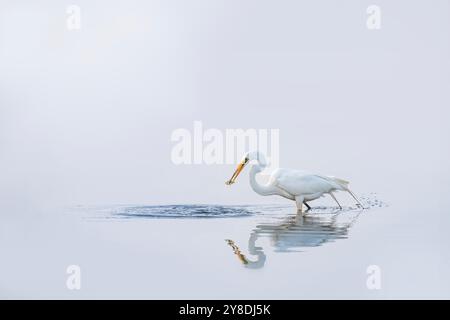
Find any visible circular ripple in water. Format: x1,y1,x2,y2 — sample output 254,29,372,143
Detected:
112,205,257,219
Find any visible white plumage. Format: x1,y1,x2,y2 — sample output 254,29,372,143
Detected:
226,151,363,214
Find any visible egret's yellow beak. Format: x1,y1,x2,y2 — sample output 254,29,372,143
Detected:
225,159,248,185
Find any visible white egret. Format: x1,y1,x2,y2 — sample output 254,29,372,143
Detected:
225,151,363,214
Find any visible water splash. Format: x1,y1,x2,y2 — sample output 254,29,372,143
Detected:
113,204,255,219
69,204,264,220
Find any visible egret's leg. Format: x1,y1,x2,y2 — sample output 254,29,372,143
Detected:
295,196,305,215
347,189,364,208
330,193,342,210
303,202,311,211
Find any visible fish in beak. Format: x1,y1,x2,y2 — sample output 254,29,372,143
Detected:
225,158,249,185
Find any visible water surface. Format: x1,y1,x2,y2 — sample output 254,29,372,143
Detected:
68,194,387,270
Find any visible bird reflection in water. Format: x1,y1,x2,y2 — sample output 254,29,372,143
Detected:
226,208,363,269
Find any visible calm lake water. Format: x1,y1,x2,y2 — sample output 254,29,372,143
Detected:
1,188,449,299
67,194,386,271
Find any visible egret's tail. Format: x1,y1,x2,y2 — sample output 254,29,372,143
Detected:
328,176,350,190
326,176,365,208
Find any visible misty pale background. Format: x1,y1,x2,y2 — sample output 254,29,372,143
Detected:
0,0,449,298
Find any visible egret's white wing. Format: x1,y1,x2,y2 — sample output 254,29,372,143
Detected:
272,169,343,196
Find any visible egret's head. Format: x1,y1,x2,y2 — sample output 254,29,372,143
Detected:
246,151,266,164
225,151,266,185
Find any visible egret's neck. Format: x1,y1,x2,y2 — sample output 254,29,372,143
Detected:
249,163,273,196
